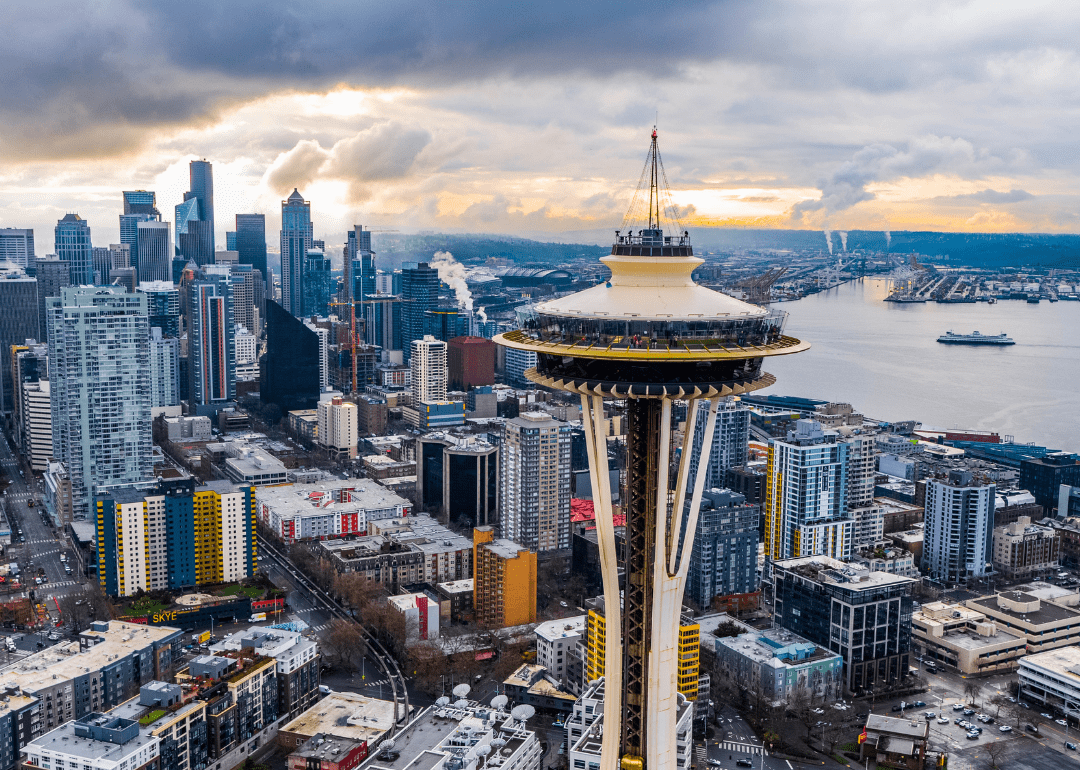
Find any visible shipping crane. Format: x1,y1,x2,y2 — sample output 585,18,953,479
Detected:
734,267,787,305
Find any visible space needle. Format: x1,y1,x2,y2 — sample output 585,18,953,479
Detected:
495,130,808,770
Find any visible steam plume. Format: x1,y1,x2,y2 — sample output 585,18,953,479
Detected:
883,230,891,250
431,250,473,312
823,229,833,255
838,231,848,252
477,306,488,323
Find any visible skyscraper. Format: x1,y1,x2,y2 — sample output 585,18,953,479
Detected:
689,397,749,490
410,335,447,403
34,256,69,343
364,296,401,350
500,412,572,552
0,229,35,268
261,300,321,413
400,262,439,361
301,248,332,317
226,231,237,251
187,273,235,413
280,189,313,316
685,489,760,608
763,420,854,562
139,280,180,338
0,265,40,413
54,214,93,285
120,190,160,273
47,286,152,519
148,327,180,413
136,220,172,282
922,469,996,584
235,214,268,285
347,225,375,302
844,433,883,550
175,160,215,265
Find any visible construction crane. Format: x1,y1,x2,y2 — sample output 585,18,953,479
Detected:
733,267,787,305
329,301,362,393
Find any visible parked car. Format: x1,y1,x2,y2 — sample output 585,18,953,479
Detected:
937,717,949,724
966,732,979,740
1066,742,1077,751
736,760,753,768
953,704,965,712
913,701,926,707
1057,719,1068,726
999,725,1012,733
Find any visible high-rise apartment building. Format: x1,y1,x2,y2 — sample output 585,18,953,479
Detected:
280,189,313,316
301,248,332,317
410,335,447,404
54,213,93,285
235,214,268,284
302,320,329,390
261,300,321,413
922,469,995,584
500,412,572,552
0,265,39,413
235,325,258,381
226,263,260,333
473,525,537,628
689,397,749,490
764,420,854,562
844,433,884,550
447,335,496,391
364,295,401,350
187,273,235,413
317,396,358,460
176,160,215,265
34,256,69,343
772,555,915,693
108,242,131,270
416,432,499,527
139,281,180,338
400,262,439,361
686,489,760,608
0,228,34,268
13,341,49,466
21,381,51,472
149,328,181,413
136,220,172,282
97,479,255,596
504,346,537,388
48,286,153,519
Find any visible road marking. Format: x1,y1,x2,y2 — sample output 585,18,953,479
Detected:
786,762,793,769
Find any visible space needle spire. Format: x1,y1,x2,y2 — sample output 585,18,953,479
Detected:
496,129,808,770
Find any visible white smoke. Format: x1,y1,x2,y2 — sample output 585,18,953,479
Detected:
884,230,891,250
838,231,848,252
823,228,833,255
477,306,488,323
431,250,473,312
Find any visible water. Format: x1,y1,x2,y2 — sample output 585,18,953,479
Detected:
761,278,1080,453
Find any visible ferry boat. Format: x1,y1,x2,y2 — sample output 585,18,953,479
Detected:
937,331,1014,345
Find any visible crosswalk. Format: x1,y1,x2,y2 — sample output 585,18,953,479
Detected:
310,623,331,633
720,741,765,755
695,744,708,763
357,677,391,687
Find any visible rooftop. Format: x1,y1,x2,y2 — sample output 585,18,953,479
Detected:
25,716,158,762
535,616,586,643
967,592,1080,626
774,556,917,590
256,479,410,516
0,621,179,695
1019,644,1080,680
320,515,471,561
865,714,930,740
282,691,396,745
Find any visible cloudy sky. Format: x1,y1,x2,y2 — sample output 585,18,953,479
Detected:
3,0,1079,254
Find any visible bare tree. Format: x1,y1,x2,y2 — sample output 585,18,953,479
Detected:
787,690,818,742
57,592,92,633
324,619,367,671
983,740,1011,770
963,680,981,706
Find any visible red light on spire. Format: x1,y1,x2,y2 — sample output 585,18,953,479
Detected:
652,128,657,139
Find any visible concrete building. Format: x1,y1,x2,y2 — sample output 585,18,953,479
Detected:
416,432,499,527
0,264,39,414
686,489,760,608
164,414,212,442
844,432,884,550
993,516,1059,579
287,733,368,770
97,480,255,597
706,618,844,704
316,515,469,586
20,381,51,472
500,412,572,552
535,616,586,685
771,556,916,694
689,397,749,491
317,396,358,459
0,620,182,734
21,713,160,770
0,228,34,268
964,590,1080,655
388,592,441,642
136,220,172,282
764,420,854,561
220,441,289,486
473,526,537,628
858,714,931,770
235,325,259,381
148,328,180,415
409,334,447,404
278,692,395,756
447,335,495,391
256,479,411,543
1017,645,1080,720
911,601,1026,675
33,256,69,344
922,470,995,584
209,626,320,719
48,286,153,519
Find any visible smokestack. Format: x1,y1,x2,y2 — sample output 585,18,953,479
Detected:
431,251,474,313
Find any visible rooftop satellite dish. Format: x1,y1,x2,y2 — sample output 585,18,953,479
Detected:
455,698,469,708
436,697,451,707
588,679,600,688
380,739,395,751
490,695,508,709
677,692,687,706
453,684,471,698
511,705,535,722
476,745,492,756
491,738,507,749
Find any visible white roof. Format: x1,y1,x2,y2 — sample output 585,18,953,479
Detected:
535,254,768,321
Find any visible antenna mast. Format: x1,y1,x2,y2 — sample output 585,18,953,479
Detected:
649,128,659,231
